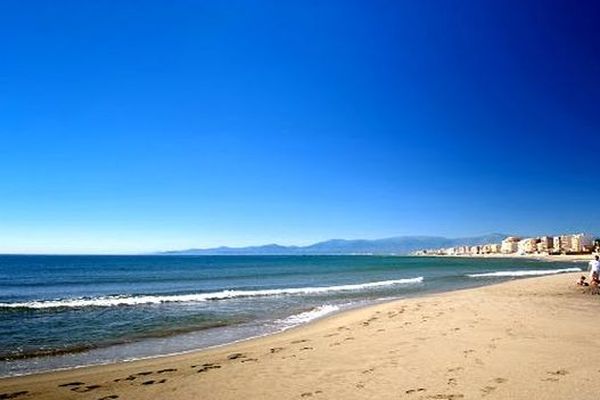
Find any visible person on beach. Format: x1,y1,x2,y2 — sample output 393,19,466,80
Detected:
577,276,589,286
590,272,600,295
589,255,600,280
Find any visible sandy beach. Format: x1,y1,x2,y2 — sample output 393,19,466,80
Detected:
1,272,599,400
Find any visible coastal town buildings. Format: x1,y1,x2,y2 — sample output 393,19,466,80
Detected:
537,236,553,253
517,238,539,254
414,233,597,256
553,235,571,253
501,237,520,254
571,234,594,253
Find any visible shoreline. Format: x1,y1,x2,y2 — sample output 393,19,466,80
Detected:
2,272,599,399
417,253,595,262
3,263,584,380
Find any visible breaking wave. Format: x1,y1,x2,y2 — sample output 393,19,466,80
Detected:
277,304,341,328
0,277,424,309
467,268,581,278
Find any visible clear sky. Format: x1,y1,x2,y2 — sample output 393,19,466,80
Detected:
1,1,599,254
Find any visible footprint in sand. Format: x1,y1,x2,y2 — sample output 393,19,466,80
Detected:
548,369,568,376
58,382,85,387
323,333,339,337
0,391,29,400
300,390,323,397
362,367,375,374
141,379,167,385
240,358,259,363
494,377,508,384
98,396,119,400
227,353,246,360
291,339,310,344
270,347,285,353
71,385,102,393
157,368,177,373
542,377,559,382
114,370,156,382
299,346,313,351
481,386,496,396
196,363,222,373
542,370,568,382
405,388,426,394
447,378,457,386
427,394,464,399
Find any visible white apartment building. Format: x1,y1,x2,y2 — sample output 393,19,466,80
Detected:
537,236,553,253
501,237,521,254
571,233,594,253
517,238,539,254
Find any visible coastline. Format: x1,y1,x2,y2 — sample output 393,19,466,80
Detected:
418,253,595,262
2,272,599,399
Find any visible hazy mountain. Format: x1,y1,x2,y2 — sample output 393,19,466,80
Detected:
158,233,508,256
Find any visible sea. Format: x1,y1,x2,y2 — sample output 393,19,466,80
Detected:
0,255,584,377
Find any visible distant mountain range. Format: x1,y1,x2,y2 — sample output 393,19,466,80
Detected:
158,233,509,256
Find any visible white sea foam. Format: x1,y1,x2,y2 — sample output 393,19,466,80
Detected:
0,277,424,309
277,304,341,328
467,267,581,278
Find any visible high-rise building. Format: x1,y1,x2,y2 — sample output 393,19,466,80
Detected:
501,237,520,254
517,238,539,254
571,233,594,253
537,236,554,253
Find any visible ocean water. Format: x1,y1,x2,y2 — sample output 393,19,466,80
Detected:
0,255,584,377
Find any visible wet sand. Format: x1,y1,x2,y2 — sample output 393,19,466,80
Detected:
1,272,599,400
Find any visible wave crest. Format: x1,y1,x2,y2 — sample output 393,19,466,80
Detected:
277,304,341,328
0,277,423,309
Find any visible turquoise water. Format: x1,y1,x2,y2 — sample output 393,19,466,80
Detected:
0,255,583,377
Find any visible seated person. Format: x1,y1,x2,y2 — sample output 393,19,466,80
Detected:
592,272,600,286
577,275,589,286
590,272,600,295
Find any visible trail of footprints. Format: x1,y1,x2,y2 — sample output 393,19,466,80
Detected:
50,351,255,399
51,369,179,399
49,340,326,399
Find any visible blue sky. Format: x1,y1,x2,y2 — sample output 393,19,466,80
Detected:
1,1,599,253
